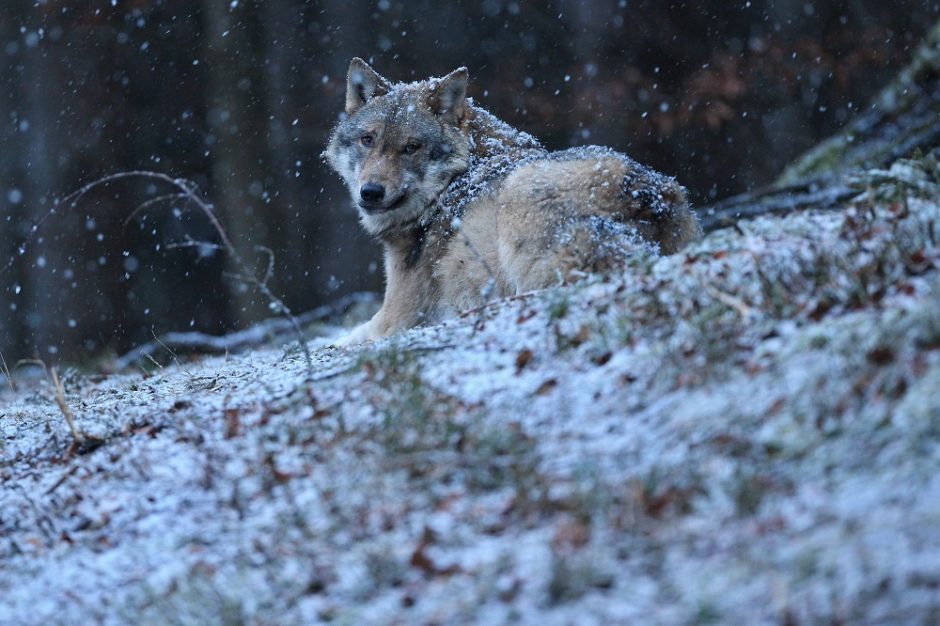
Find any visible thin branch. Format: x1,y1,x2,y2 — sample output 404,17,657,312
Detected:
15,358,48,377
451,218,498,332
698,180,861,233
112,292,379,370
0,350,15,393
164,237,226,254
2,172,180,275
45,465,81,496
58,171,314,375
256,245,276,287
458,290,536,320
705,285,757,320
122,192,192,228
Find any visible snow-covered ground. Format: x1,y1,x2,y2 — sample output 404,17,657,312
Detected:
2,180,939,625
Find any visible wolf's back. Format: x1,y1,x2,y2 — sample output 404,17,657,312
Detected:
440,107,698,252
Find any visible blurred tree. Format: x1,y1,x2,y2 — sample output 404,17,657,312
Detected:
202,0,272,321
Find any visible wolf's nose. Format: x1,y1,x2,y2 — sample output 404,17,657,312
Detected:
360,183,386,203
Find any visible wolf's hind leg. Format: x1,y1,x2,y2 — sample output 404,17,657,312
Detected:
501,214,659,293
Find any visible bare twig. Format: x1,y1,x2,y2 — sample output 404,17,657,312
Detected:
10,484,57,542
1,171,174,276
256,246,276,286
50,367,84,446
164,236,226,255
45,465,81,495
0,350,15,393
705,285,757,320
62,171,314,375
122,192,192,229
451,218,498,332
15,358,48,377
112,292,379,370
458,290,536,320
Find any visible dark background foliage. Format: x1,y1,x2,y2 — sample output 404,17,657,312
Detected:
1,0,935,363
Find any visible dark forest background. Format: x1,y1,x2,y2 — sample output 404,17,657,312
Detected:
1,0,936,364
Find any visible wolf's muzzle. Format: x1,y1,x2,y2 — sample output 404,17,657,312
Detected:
360,183,386,203
358,191,409,214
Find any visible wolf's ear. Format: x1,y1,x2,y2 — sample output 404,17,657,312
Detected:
429,67,469,124
346,58,390,116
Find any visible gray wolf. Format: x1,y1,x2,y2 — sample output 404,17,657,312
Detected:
324,58,701,344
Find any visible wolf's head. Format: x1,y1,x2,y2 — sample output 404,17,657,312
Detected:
324,58,472,239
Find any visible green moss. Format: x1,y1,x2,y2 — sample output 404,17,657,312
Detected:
776,135,853,185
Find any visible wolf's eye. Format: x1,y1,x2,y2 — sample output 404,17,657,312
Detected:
360,135,374,147
403,142,421,155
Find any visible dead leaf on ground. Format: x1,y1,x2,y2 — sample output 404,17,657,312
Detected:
515,349,534,374
535,379,558,395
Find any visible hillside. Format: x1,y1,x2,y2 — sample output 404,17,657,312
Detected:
2,152,939,623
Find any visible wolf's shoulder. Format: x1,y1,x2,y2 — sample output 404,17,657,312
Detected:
435,104,544,217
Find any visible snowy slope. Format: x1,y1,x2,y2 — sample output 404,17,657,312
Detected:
2,172,939,625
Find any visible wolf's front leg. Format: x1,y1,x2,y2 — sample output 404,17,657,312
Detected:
335,303,416,346
335,311,384,347
335,296,430,346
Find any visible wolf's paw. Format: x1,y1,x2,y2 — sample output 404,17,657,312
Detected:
333,321,376,347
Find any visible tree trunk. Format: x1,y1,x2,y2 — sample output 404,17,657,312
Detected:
1,2,79,359
201,0,271,324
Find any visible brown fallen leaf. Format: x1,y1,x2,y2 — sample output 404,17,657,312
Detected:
552,515,591,553
535,379,558,395
515,348,534,374
410,528,460,577
224,408,241,439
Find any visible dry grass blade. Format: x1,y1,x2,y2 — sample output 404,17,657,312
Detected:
151,329,193,378
50,367,84,446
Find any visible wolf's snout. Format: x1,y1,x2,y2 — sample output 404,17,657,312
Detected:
360,183,386,203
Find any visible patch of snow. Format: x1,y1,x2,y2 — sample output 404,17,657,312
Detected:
2,193,940,624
